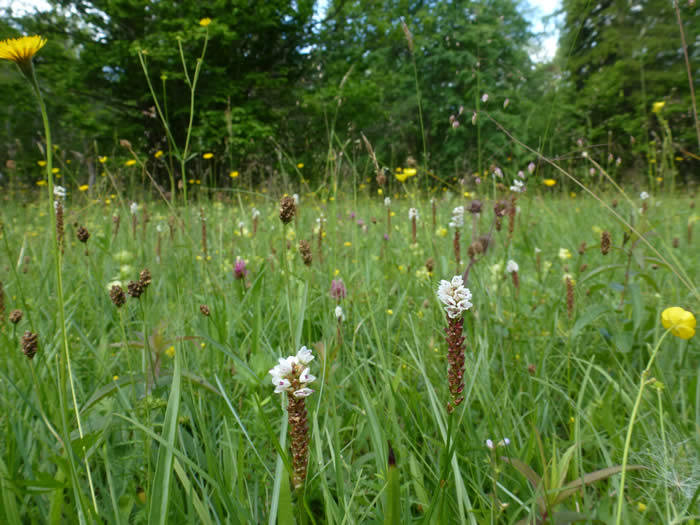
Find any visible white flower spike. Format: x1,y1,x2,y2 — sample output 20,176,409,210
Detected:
437,275,473,319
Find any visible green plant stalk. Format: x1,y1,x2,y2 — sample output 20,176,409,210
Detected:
615,329,672,525
409,50,428,194
28,61,98,519
657,386,672,523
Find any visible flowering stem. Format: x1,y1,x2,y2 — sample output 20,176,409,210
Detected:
615,329,671,525
29,62,98,516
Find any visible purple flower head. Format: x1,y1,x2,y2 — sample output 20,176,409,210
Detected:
475,177,481,185
349,211,356,220
234,259,249,280
527,162,535,174
357,219,364,227
330,278,347,301
383,233,390,241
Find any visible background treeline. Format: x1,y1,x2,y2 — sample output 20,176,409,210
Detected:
1,0,698,187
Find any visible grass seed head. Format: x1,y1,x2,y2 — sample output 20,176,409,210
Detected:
279,195,296,224
9,309,23,324
109,285,126,307
21,330,38,359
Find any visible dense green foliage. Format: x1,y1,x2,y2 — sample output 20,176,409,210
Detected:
2,0,697,188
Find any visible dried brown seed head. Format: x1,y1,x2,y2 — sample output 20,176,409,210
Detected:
21,331,38,359
76,225,90,243
9,309,23,324
279,195,296,224
127,281,144,299
110,285,126,307
200,304,210,316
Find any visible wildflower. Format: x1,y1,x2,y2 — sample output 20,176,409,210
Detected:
229,170,239,178
506,260,519,274
330,278,346,300
335,305,345,321
234,258,248,280
203,152,214,159
395,170,409,182
109,285,126,307
299,239,312,266
76,225,90,243
384,197,391,207
154,150,163,159
481,93,489,103
78,184,89,192
543,179,556,187
652,101,665,113
269,346,316,488
437,275,473,319
279,195,296,224
640,191,650,200
403,168,417,177
125,159,137,167
53,185,66,199
566,276,575,318
661,307,696,340
199,17,212,27
292,193,299,205
200,304,210,317
21,330,39,359
528,162,536,173
127,281,144,299
130,202,139,215
0,35,46,77
558,248,572,260
37,160,46,167
408,208,419,220
449,206,464,228
503,98,510,109
493,167,503,178
437,276,472,412
509,179,524,193
471,112,477,125
297,163,304,169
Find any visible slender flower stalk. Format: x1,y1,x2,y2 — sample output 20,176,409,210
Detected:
437,276,473,412
200,208,208,259
450,206,464,271
269,346,316,489
409,208,419,244
506,260,519,296
385,197,392,236
335,305,344,347
2,34,98,513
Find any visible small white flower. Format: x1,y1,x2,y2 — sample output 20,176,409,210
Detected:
296,346,314,365
408,208,419,220
503,98,510,109
506,260,519,273
292,193,299,205
130,202,139,215
481,93,489,103
509,179,525,193
486,439,494,450
558,248,572,260
293,388,314,398
449,206,464,228
273,378,292,394
527,162,536,174
237,221,245,229
252,208,260,219
436,275,473,319
335,305,345,321
640,191,650,200
384,197,391,207
156,223,164,233
534,247,542,254
299,367,316,384
53,185,66,199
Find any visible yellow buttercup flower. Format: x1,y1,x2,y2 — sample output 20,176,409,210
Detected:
395,171,409,182
652,101,665,114
403,168,417,177
297,163,304,169
51,167,59,174
125,159,137,166
199,18,212,27
203,152,214,159
37,160,46,167
0,35,46,75
154,150,163,159
661,307,696,340
36,180,47,186
78,184,89,192
229,170,239,178
98,156,107,163
543,179,556,187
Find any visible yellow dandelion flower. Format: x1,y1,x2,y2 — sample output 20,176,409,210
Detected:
651,101,665,113
297,163,304,169
199,18,212,27
78,184,89,192
386,309,394,315
37,160,46,167
543,179,556,187
51,167,59,174
165,346,175,358
203,152,214,159
98,156,107,163
0,35,46,75
229,170,239,178
344,241,352,247
395,171,409,182
36,180,47,186
403,168,417,177
377,188,383,195
125,159,137,166
154,150,163,159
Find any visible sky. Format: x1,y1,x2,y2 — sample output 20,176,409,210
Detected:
2,0,561,61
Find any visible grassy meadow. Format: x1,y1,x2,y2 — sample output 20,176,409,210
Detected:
1,175,698,523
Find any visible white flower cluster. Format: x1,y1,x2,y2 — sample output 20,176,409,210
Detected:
449,206,464,228
130,202,139,215
335,305,345,321
437,275,473,319
252,208,261,219
506,260,519,273
384,197,391,207
53,185,66,199
509,179,525,193
268,346,316,398
640,191,650,200
486,437,511,450
293,193,300,205
408,208,419,220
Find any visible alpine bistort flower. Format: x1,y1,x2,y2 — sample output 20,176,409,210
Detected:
437,275,473,319
449,206,464,229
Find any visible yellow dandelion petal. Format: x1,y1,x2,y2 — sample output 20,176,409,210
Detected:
199,18,212,27
297,163,304,169
229,170,239,178
543,178,556,187
0,35,47,68
98,156,107,163
36,180,47,186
